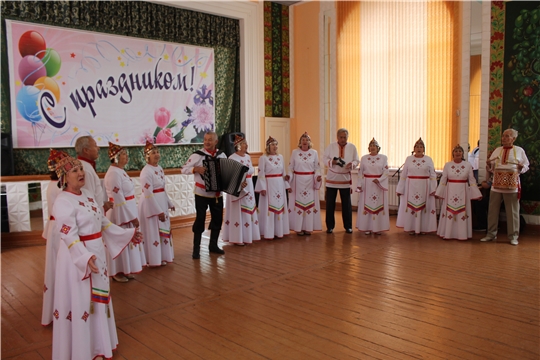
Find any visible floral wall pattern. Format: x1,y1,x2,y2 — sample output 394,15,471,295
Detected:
490,1,540,214
264,1,290,118
1,1,240,175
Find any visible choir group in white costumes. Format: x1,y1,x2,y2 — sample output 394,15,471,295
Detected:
40,132,505,359
222,135,261,245
435,145,483,240
287,132,323,235
41,150,66,326
255,136,291,239
49,151,143,360
104,142,146,280
355,138,390,234
396,138,438,234
138,141,175,266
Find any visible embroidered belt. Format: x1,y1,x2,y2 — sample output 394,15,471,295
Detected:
195,182,206,189
49,215,55,220
408,176,429,179
294,171,314,175
448,180,467,183
125,195,135,200
153,188,164,193
80,232,102,241
364,174,382,178
266,174,283,178
246,175,252,179
326,180,351,184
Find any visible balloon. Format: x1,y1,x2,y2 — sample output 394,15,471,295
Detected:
41,48,62,77
34,76,60,101
18,31,47,59
19,55,47,86
16,85,42,123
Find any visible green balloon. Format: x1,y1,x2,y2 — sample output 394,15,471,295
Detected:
41,48,61,77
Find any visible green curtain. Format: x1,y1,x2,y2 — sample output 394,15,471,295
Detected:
0,1,241,174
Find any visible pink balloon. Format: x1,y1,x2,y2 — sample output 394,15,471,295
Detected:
18,55,47,86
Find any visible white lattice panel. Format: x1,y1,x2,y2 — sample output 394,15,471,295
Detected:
166,174,195,216
6,182,31,232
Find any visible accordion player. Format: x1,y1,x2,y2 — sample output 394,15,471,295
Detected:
201,154,249,197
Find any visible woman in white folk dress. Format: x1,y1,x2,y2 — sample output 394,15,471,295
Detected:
286,132,322,236
396,138,438,235
138,141,175,266
255,136,291,240
104,142,146,282
222,134,261,245
355,138,390,235
435,145,482,240
51,152,142,360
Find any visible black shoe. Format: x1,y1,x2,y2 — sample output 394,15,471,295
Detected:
346,228,353,233
192,253,200,259
209,247,225,255
326,228,334,234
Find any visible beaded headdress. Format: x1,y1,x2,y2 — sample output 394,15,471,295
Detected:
108,141,124,160
233,134,245,147
266,136,277,147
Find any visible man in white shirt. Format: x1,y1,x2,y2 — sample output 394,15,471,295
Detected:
469,141,480,183
323,128,359,233
74,136,113,213
481,129,529,245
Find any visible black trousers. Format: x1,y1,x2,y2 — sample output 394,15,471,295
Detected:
325,187,352,230
193,195,223,235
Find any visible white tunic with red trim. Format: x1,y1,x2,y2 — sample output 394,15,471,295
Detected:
138,164,174,266
287,148,322,232
435,160,482,240
323,142,360,189
396,155,438,233
356,153,390,233
51,189,135,360
222,153,261,244
255,154,291,239
104,166,146,275
41,180,62,326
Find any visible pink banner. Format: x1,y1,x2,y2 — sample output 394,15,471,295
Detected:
6,20,215,148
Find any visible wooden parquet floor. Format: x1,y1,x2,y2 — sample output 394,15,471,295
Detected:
2,213,539,359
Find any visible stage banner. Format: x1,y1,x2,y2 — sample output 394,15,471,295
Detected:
6,20,215,148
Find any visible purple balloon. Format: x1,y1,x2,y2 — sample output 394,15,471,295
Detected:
18,55,47,86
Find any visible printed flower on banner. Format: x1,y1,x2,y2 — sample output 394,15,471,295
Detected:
140,85,214,145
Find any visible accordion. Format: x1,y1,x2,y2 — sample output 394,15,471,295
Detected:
202,155,249,197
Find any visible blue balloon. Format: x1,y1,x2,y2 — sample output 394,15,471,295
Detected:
16,85,42,123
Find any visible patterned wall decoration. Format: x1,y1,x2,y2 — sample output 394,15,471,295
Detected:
489,1,540,214
264,2,290,118
1,1,240,175
501,1,540,211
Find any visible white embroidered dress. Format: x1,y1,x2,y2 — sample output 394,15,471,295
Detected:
396,155,438,234
104,166,146,274
138,164,174,266
255,154,290,239
355,154,390,233
288,148,322,232
41,180,62,326
435,161,482,240
222,153,261,244
51,189,135,360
